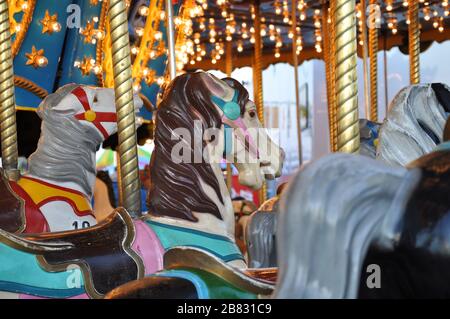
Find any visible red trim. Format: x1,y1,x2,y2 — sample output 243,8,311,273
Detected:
38,196,94,218
71,87,117,139
9,182,49,233
21,176,89,199
71,87,90,112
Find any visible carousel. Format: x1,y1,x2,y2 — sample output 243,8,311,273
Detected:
0,0,448,299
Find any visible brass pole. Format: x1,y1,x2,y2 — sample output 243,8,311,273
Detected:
408,0,420,84
292,0,303,165
108,0,141,217
165,0,177,80
252,0,266,202
368,0,378,121
0,0,19,181
225,41,233,192
360,0,371,120
383,32,389,116
115,151,123,206
329,1,338,152
322,4,335,152
334,0,360,153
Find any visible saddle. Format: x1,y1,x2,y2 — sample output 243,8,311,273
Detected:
163,246,275,296
244,268,277,284
0,168,25,233
0,207,144,298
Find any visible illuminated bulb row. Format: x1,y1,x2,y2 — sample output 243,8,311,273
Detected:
282,0,290,24
314,9,322,53
209,18,217,43
356,4,364,46
387,15,398,34
386,0,393,11
274,0,282,15
196,0,208,10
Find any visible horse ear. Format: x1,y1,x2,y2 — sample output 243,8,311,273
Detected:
444,118,450,142
39,83,81,114
431,83,450,113
199,72,228,97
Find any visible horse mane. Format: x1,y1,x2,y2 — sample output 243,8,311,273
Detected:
27,84,102,197
273,153,421,298
377,83,450,166
246,211,278,268
147,72,248,222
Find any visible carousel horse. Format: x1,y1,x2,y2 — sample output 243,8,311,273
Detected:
104,71,283,299
359,119,381,158
245,197,279,268
0,71,283,299
274,118,450,298
377,83,450,166
1,84,143,233
135,71,284,270
245,182,287,269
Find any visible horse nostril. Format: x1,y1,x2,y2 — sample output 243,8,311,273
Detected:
260,161,271,167
280,149,286,160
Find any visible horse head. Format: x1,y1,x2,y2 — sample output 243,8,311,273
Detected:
148,71,283,240
203,73,284,189
38,84,143,141
28,84,142,199
377,83,450,166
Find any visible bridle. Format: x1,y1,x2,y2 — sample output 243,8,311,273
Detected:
71,87,117,139
211,90,259,159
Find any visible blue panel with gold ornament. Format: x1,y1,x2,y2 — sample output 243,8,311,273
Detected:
57,0,102,87
11,0,187,122
12,0,72,110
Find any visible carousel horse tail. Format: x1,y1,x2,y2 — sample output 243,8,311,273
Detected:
273,153,422,299
245,211,277,268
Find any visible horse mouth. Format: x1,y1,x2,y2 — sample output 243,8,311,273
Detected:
260,160,283,180
260,161,277,180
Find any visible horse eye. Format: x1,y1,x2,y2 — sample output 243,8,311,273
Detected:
93,95,98,103
248,110,256,118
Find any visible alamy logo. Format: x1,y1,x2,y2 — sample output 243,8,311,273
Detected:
66,4,81,29
366,264,381,289
66,264,82,289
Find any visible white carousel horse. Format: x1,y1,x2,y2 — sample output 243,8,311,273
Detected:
1,84,142,233
376,83,450,166
0,71,283,299
274,118,450,298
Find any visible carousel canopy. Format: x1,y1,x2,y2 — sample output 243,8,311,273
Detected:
181,0,450,72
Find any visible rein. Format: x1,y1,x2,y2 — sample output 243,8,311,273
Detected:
211,90,259,159
71,87,117,139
